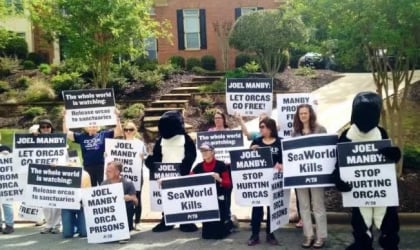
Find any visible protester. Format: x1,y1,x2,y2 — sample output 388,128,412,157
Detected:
121,120,147,231
29,119,62,234
208,109,229,131
292,104,328,248
63,109,122,186
0,134,14,234
102,161,137,233
191,142,232,239
236,112,267,141
248,117,283,246
62,163,91,238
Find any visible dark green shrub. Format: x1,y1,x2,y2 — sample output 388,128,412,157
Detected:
4,36,28,59
24,79,56,102
51,72,84,96
16,76,30,89
134,56,158,71
139,70,163,90
122,103,145,119
38,63,51,75
27,52,49,65
198,79,226,93
192,66,208,75
186,58,201,71
22,60,36,69
0,80,10,93
235,54,255,68
225,67,248,78
243,61,260,73
403,145,420,170
156,63,177,79
201,55,216,71
116,61,140,81
56,58,89,74
22,107,46,118
168,55,185,69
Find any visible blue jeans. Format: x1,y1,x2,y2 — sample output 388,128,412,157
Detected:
0,203,14,226
61,208,86,238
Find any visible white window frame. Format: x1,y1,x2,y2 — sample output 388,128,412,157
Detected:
241,7,258,16
144,37,157,60
183,9,200,50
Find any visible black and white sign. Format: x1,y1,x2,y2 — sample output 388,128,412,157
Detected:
82,183,130,243
230,147,273,206
282,134,338,189
13,133,67,200
149,163,180,211
269,171,290,232
226,78,273,116
0,155,22,202
338,140,399,207
25,164,82,209
161,173,219,225
276,93,316,137
196,130,244,163
105,139,144,191
17,202,43,222
63,89,117,128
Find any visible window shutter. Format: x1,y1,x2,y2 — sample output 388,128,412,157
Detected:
199,9,207,49
176,9,185,50
235,8,241,20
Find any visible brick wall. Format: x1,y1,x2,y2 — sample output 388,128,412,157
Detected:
154,0,282,70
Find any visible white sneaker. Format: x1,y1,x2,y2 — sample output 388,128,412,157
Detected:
40,227,51,234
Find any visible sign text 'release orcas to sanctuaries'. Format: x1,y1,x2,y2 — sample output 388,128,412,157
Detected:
149,163,180,211
230,147,273,206
226,78,273,116
161,173,219,225
338,140,399,207
282,134,338,189
26,164,82,209
196,130,244,163
63,89,117,128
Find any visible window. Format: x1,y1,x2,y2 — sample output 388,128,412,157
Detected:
235,7,263,20
149,7,156,16
176,9,207,50
144,37,157,60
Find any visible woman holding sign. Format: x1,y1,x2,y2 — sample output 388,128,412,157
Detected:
208,109,229,131
248,117,283,246
292,104,327,249
121,120,147,231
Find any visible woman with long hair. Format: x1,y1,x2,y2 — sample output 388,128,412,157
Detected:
208,109,229,131
292,104,328,249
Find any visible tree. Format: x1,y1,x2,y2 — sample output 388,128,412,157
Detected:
294,0,420,176
213,21,232,71
229,8,308,76
29,0,171,88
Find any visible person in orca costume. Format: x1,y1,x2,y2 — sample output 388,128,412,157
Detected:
333,91,401,250
145,111,198,233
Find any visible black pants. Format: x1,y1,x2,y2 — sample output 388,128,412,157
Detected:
126,202,135,231
84,165,104,187
134,190,142,224
251,206,271,236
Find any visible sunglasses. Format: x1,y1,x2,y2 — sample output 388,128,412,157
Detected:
124,128,135,132
40,126,51,129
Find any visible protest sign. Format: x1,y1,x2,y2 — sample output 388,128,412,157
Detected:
0,155,22,202
13,133,67,200
338,140,399,207
230,147,273,206
269,171,290,232
149,163,180,211
82,183,130,243
226,78,273,116
25,164,82,209
161,173,219,225
104,139,144,191
17,202,43,222
63,88,117,128
196,130,244,163
282,134,338,189
276,93,316,137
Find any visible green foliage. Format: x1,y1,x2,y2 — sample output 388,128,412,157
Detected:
122,103,145,119
1,89,18,103
168,55,185,69
51,72,84,96
235,54,255,68
195,96,214,111
27,52,49,65
22,60,36,69
225,68,247,78
16,76,30,89
134,56,158,71
2,35,28,59
243,61,260,73
55,58,89,74
0,80,10,93
186,58,201,71
198,79,226,93
0,56,20,77
38,63,51,75
24,79,56,102
22,106,47,118
295,66,316,76
403,145,420,170
156,63,177,79
0,128,26,147
203,108,218,124
116,61,141,81
139,70,163,90
29,0,171,88
229,9,307,76
201,55,216,71
191,66,208,75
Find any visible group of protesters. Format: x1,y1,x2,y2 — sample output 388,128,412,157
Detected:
0,103,330,249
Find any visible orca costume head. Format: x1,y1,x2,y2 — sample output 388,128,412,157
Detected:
158,110,185,139
350,91,382,133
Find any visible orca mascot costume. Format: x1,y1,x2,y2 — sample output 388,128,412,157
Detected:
333,91,401,250
145,111,198,232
